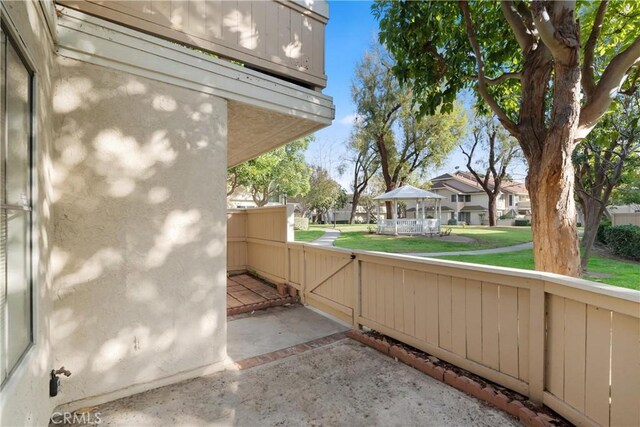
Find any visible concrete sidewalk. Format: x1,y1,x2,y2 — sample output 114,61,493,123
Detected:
310,227,340,247
404,241,533,258
66,306,518,426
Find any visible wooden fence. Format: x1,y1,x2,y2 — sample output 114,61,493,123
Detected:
227,207,640,426
611,212,640,226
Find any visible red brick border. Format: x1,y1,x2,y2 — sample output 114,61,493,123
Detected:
347,329,567,427
227,295,299,316
234,332,348,370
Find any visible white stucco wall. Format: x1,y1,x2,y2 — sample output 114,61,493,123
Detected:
0,1,57,426
51,58,228,408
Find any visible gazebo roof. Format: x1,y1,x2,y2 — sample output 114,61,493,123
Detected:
373,185,444,201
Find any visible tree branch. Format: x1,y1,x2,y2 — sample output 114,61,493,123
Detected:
458,1,519,136
501,1,534,52
620,66,640,96
578,36,640,138
531,1,577,61
475,72,522,85
582,0,609,99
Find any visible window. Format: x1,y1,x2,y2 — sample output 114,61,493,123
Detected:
458,212,471,223
1,26,34,385
451,194,470,202
508,195,514,206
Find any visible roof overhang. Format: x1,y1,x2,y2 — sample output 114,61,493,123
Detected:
56,7,335,167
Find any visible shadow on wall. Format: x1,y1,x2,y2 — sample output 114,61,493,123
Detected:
50,55,228,405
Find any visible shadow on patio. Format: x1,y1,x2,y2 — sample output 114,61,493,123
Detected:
60,305,518,426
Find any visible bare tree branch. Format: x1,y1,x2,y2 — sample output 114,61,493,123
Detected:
501,1,534,52
485,72,522,85
458,1,519,137
582,0,609,98
578,36,640,138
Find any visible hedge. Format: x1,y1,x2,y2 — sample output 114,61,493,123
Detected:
514,219,531,226
596,221,612,245
606,224,640,261
294,217,309,231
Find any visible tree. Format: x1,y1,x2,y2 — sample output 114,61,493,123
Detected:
341,130,380,224
611,168,640,208
352,46,466,218
461,114,521,226
574,92,640,269
227,137,312,206
374,1,640,277
304,166,347,223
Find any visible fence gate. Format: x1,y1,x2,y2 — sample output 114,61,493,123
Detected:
296,246,356,325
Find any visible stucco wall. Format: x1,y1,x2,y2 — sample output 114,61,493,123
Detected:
51,58,228,407
0,1,57,426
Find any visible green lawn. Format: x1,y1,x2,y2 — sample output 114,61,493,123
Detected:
333,226,533,253
440,250,639,290
294,229,325,242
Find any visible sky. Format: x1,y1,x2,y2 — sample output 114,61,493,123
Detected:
306,1,528,190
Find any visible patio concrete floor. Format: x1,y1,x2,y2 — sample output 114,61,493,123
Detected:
63,306,519,426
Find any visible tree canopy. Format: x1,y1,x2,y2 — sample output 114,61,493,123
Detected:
227,137,312,206
373,0,640,276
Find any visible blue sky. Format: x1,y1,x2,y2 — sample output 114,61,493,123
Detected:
308,1,527,189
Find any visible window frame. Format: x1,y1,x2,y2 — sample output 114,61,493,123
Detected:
0,20,36,389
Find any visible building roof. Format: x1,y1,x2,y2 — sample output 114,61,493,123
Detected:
432,171,528,196
432,180,483,194
460,205,487,212
374,185,445,201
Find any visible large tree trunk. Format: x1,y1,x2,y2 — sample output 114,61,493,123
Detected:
487,195,497,226
580,198,605,270
527,143,581,277
349,193,361,224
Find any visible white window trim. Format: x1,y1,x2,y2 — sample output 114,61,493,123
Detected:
0,4,41,392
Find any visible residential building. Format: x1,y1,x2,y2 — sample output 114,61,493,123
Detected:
431,171,530,224
0,1,333,425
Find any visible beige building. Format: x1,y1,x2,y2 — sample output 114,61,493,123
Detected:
0,1,333,425
431,171,530,224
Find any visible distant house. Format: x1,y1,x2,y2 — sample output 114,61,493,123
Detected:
430,171,530,225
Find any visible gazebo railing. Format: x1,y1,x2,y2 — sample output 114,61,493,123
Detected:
378,218,440,235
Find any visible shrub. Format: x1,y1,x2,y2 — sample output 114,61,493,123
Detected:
294,217,309,231
596,220,612,245
499,213,515,220
447,218,458,225
514,219,531,226
606,224,640,261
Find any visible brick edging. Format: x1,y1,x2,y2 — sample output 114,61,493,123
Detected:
234,332,348,370
347,329,562,427
227,295,299,316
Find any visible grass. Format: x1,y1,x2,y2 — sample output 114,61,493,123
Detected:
294,228,325,242
333,225,533,253
440,250,639,290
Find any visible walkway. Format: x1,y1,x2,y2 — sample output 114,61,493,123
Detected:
68,306,518,426
227,274,297,315
403,241,533,258
310,227,340,246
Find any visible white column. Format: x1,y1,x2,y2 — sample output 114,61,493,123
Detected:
376,202,381,233
394,199,398,235
438,200,442,232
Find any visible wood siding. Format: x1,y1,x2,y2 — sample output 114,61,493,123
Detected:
56,0,327,89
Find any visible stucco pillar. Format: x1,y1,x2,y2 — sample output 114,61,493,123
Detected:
52,59,228,406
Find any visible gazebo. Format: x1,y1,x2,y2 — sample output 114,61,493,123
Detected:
374,185,445,235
